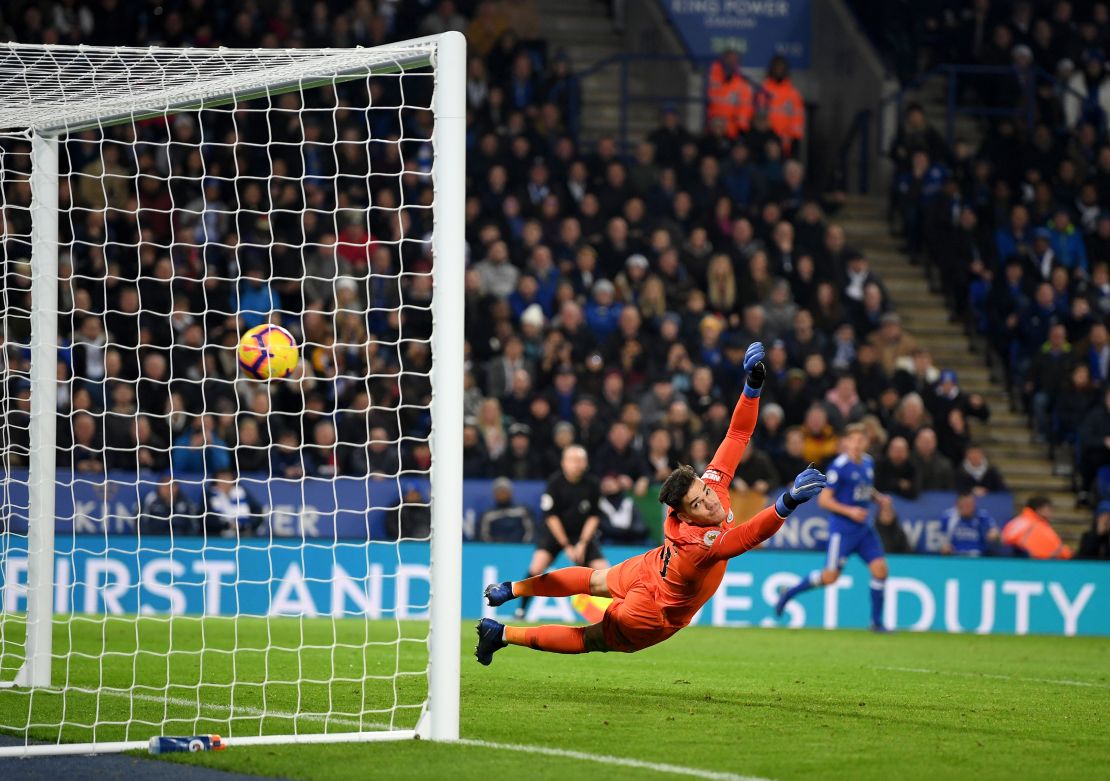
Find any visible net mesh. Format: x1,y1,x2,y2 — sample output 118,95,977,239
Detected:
0,43,443,747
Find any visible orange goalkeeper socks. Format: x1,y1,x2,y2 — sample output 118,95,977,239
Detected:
513,567,593,598
504,625,587,654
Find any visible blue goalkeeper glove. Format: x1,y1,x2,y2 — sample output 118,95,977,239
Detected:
776,463,827,517
743,342,766,394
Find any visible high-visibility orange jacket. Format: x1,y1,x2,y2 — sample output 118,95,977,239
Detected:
1001,508,1073,559
707,59,753,138
759,76,805,152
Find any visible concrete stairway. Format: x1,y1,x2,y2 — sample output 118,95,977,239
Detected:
535,0,688,145
836,194,1089,544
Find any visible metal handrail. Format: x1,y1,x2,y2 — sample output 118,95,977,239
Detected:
840,62,1092,194
573,51,772,150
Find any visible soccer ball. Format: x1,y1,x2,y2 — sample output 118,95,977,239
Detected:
238,324,299,379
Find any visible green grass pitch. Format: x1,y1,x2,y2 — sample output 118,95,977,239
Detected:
1,617,1108,780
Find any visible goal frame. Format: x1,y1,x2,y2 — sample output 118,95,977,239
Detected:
0,31,465,754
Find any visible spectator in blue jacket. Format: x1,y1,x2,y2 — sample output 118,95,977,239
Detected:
1046,208,1089,275
584,279,623,339
941,491,1001,556
994,204,1032,267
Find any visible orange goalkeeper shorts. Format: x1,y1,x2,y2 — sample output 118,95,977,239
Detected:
601,557,678,653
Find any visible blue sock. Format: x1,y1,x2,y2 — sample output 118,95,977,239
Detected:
782,570,823,603
870,578,886,627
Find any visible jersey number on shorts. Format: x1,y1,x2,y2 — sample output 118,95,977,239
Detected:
660,546,674,578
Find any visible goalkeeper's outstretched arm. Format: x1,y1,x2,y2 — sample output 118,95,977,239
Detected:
705,342,766,482
705,464,826,562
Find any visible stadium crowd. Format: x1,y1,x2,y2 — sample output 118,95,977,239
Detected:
878,0,1110,557
5,0,1091,556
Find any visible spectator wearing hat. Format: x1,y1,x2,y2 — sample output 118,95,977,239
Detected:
501,423,548,480
478,477,536,543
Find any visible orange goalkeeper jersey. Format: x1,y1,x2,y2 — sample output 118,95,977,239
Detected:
618,391,786,629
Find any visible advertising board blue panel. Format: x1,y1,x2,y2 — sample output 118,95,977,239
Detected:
1,539,1106,636
0,471,1013,555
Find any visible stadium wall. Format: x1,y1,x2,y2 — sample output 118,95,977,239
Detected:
0,471,1012,553
0,539,1106,636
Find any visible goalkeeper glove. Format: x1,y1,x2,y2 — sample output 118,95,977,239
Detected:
743,342,766,394
776,463,827,517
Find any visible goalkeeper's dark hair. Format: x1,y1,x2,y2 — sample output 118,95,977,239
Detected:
659,464,699,511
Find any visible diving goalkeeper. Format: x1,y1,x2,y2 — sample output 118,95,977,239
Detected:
475,342,826,663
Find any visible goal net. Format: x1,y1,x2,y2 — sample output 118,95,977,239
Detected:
0,33,465,756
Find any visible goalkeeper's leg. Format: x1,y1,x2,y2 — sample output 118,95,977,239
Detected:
484,565,613,607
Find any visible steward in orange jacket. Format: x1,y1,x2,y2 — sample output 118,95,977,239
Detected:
1001,497,1073,559
707,49,753,139
760,55,805,155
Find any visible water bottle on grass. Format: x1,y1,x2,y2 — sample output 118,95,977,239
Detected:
148,735,225,754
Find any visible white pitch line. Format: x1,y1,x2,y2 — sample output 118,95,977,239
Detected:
40,691,771,779
875,666,1110,690
455,739,774,781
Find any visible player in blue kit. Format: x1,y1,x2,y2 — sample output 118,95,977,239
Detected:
774,423,890,631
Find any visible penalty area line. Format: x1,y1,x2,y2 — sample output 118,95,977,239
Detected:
875,666,1110,690
455,738,774,781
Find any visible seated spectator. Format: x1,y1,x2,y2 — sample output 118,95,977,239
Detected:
941,491,1001,556
500,423,547,480
463,420,493,478
645,427,675,483
913,428,954,491
874,494,910,554
205,470,264,537
1001,496,1073,559
477,477,536,543
955,445,1008,495
800,405,838,467
734,444,779,494
138,477,201,537
868,313,917,375
597,474,650,545
822,374,867,430
775,426,809,480
387,481,432,541
875,436,920,499
593,421,650,497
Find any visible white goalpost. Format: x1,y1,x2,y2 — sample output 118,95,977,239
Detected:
0,32,464,755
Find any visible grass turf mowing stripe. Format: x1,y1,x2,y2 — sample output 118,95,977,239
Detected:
455,739,774,781
875,665,1110,689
